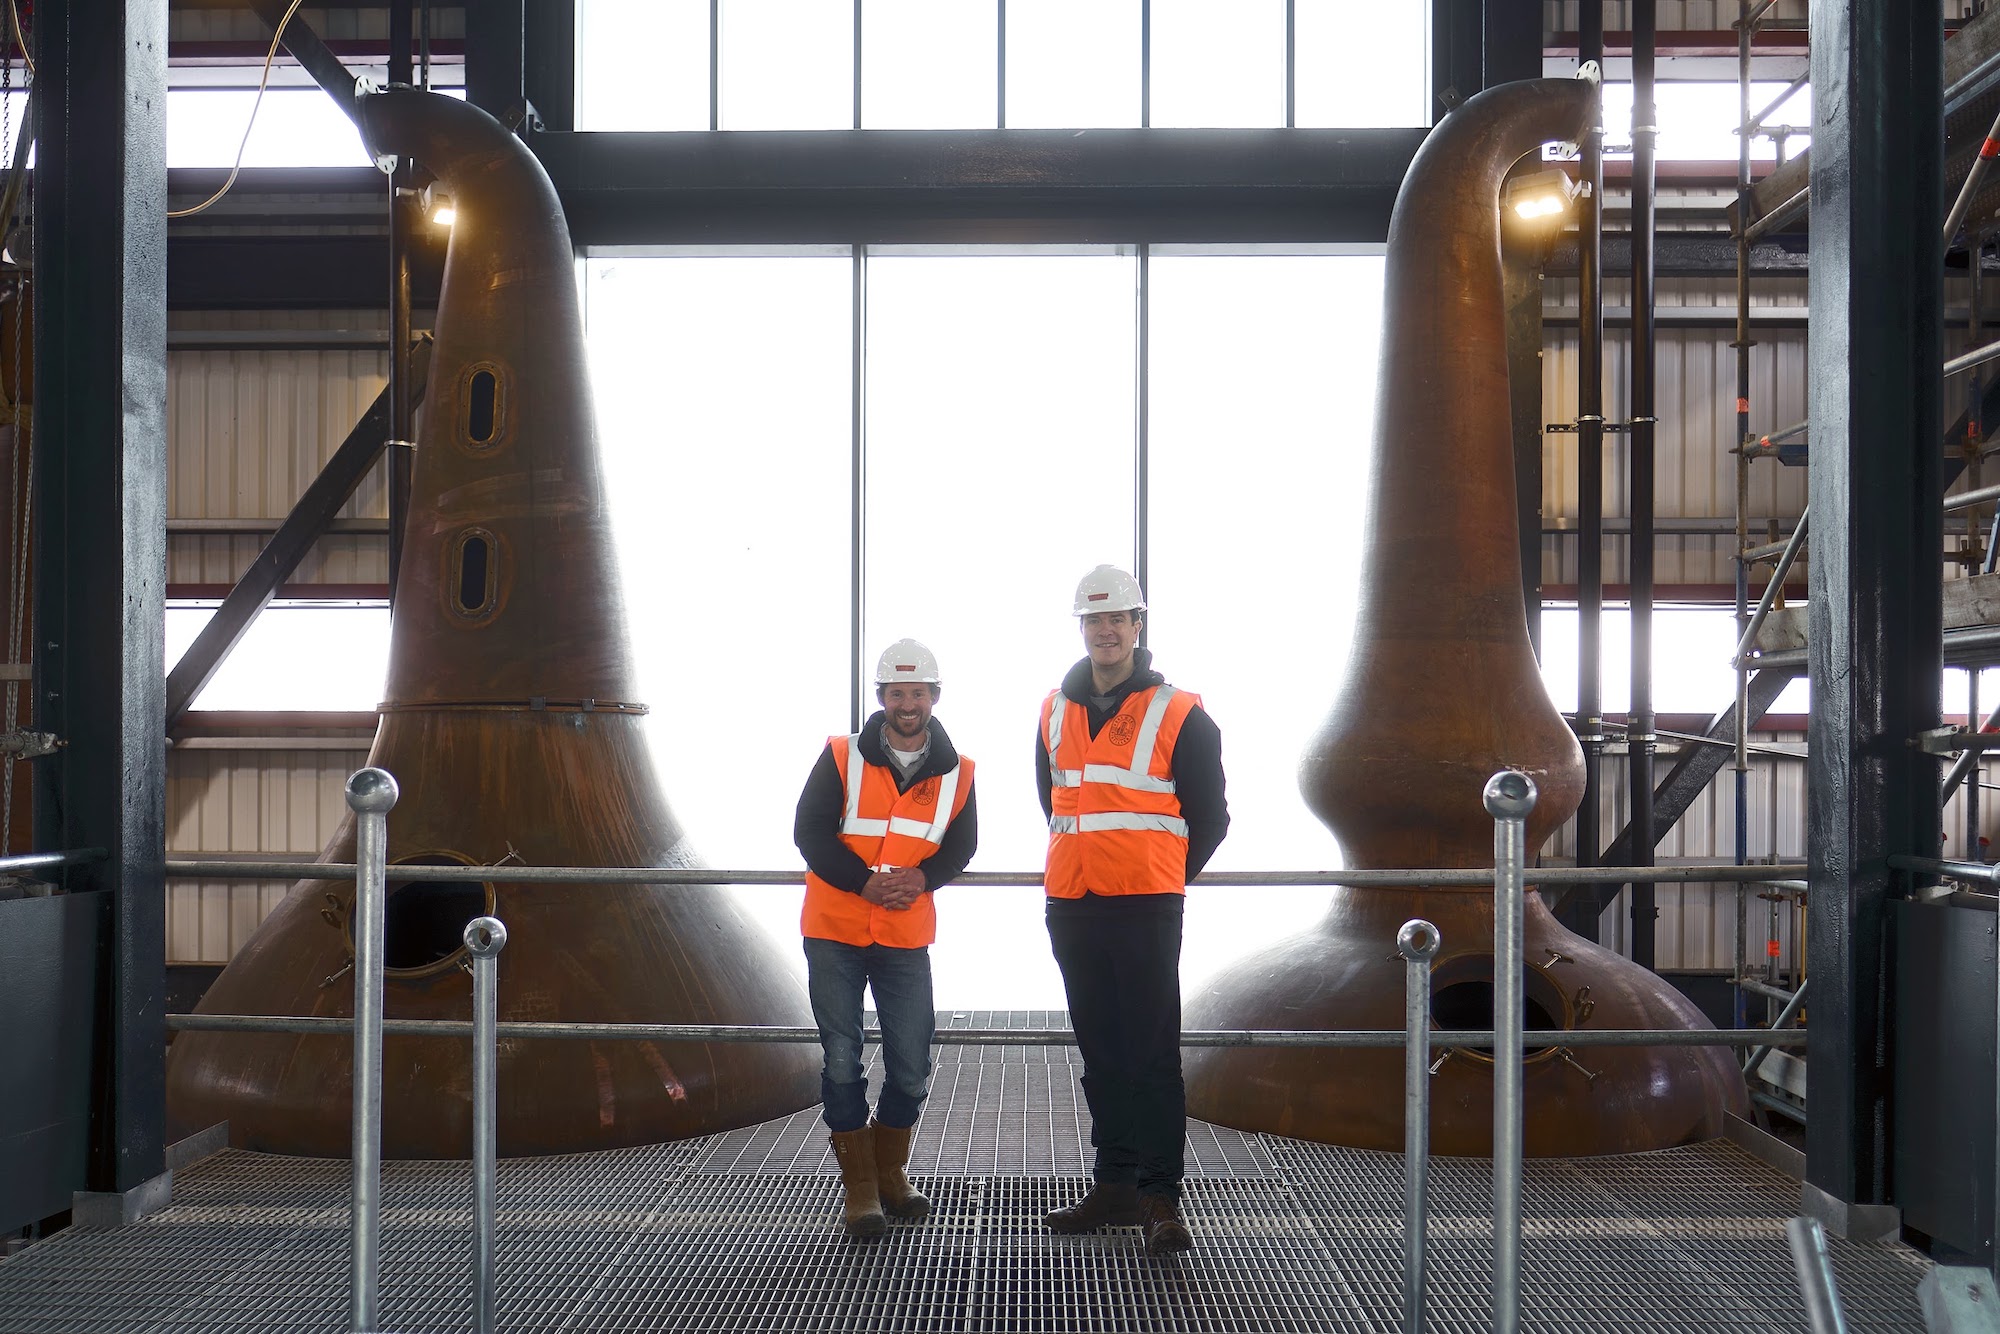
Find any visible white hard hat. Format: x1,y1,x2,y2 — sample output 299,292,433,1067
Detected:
874,638,941,685
1072,564,1146,616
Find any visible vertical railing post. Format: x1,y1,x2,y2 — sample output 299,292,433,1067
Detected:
464,914,508,1334
1484,769,1537,1334
1786,1216,1851,1334
1397,918,1441,1334
345,767,399,1334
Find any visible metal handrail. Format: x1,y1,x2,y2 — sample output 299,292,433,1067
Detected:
162,860,1809,887
1485,772,1535,1334
161,1011,1806,1048
1396,919,1440,1334
0,847,105,875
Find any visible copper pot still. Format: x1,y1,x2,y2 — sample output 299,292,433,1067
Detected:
165,89,819,1158
1182,74,1747,1155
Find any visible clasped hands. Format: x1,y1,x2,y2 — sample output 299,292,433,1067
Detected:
861,865,926,911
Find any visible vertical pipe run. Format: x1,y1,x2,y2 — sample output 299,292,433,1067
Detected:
1484,770,1536,1334
346,767,399,1334
1628,0,1659,969
1732,1,1756,1022
849,245,865,734
464,914,508,1334
1136,244,1150,618
1785,1216,1851,1334
1397,918,1441,1334
1574,0,1605,943
386,0,414,606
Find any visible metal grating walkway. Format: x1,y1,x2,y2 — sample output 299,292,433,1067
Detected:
0,1011,1933,1332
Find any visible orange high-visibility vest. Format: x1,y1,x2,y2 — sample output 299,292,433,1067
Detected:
1041,684,1198,899
802,733,974,948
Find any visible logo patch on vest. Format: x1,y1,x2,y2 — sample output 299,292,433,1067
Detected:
913,781,937,807
1106,713,1138,746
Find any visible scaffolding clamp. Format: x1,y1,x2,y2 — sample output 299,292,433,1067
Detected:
1915,725,2000,756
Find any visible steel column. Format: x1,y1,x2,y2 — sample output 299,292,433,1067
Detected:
31,0,169,1197
1804,0,1943,1213
1628,0,1659,970
1572,0,1607,942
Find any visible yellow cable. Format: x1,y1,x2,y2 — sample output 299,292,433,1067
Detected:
167,0,309,220
7,0,28,78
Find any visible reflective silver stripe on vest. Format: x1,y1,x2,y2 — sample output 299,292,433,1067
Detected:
839,734,891,837
1045,696,1071,792
1078,811,1188,836
1048,814,1078,834
896,762,961,844
1127,685,1177,771
1051,768,1083,788
1081,762,1174,793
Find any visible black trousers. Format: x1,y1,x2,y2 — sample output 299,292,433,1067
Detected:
1046,900,1185,1199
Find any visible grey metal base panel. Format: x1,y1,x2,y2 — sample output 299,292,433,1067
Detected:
0,1012,1934,1333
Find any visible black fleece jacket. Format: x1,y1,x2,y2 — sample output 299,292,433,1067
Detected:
1034,647,1229,907
794,712,978,895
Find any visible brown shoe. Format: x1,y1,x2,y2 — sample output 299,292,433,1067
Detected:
871,1119,930,1220
1140,1193,1193,1254
828,1128,887,1238
1044,1180,1141,1233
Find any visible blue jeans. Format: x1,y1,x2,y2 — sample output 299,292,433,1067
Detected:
803,936,936,1133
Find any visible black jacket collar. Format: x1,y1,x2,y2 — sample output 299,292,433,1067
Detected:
1060,646,1165,709
857,711,961,788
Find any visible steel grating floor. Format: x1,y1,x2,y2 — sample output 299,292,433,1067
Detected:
0,1010,1933,1333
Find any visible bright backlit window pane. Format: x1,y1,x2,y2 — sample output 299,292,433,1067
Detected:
719,0,854,130
1147,253,1381,976
168,90,376,169
166,604,390,710
1004,0,1141,129
587,255,852,947
1597,81,1813,162
578,0,710,130
1294,0,1429,128
863,252,1136,1006
863,0,997,129
1148,0,1284,128
1538,607,1812,715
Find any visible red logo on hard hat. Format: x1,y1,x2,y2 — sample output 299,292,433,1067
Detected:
894,663,916,672
1087,592,1109,601
1106,714,1138,746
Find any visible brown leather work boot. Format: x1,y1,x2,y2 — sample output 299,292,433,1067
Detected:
1044,1180,1141,1233
1140,1192,1193,1254
871,1119,930,1220
828,1128,887,1238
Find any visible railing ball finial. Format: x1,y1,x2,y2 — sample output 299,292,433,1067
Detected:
1482,769,1537,820
1396,918,1442,963
344,766,400,815
464,915,508,957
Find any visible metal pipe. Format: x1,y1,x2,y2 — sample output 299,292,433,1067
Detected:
1734,0,1756,1040
1945,338,2000,379
1742,975,1808,1079
0,846,104,875
1731,507,1809,666
1396,918,1440,1334
344,767,398,1334
1743,71,1808,137
161,861,1811,886
1785,1216,1851,1334
1945,482,2000,512
1758,623,2000,671
1944,107,2000,249
1755,418,1810,448
1484,770,1536,1334
1573,0,1606,946
161,1012,1809,1050
1943,693,2000,803
1888,852,2000,885
463,914,506,1334
1629,0,1659,973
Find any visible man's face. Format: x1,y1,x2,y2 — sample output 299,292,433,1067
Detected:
1079,610,1140,673
879,681,938,743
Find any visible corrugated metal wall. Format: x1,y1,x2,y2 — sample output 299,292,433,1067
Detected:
166,311,388,961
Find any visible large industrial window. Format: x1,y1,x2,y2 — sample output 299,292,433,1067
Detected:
575,0,1433,131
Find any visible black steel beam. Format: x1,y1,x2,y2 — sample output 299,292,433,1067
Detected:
166,234,442,310
246,0,361,126
32,0,169,1197
464,0,525,122
536,127,1422,246
164,341,430,733
522,0,574,132
1548,233,1810,279
1432,0,1483,115
1805,0,1942,1215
